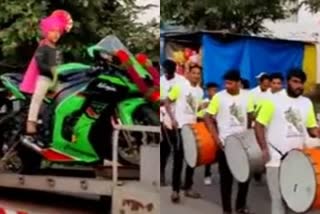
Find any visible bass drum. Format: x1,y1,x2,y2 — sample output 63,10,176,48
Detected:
181,122,218,168
224,129,264,183
280,148,320,213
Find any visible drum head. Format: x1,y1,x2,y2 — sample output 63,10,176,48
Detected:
225,135,250,183
280,150,316,213
181,125,197,168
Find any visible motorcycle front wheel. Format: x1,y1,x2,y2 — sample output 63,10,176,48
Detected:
117,105,160,166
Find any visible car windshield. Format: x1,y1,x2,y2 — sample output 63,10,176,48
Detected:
96,35,132,56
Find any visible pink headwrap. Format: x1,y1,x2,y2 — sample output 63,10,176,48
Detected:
50,10,72,32
20,16,65,94
40,16,64,38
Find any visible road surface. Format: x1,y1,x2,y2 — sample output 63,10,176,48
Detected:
161,158,320,214
0,188,109,214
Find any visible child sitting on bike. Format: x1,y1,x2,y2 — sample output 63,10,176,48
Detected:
22,16,65,147
20,10,72,95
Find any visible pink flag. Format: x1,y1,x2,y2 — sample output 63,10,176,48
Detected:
19,57,40,94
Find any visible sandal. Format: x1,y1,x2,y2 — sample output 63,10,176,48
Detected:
236,208,254,214
184,189,201,199
171,191,180,204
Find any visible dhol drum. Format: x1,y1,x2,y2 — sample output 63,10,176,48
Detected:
181,122,218,168
224,129,264,183
280,148,320,213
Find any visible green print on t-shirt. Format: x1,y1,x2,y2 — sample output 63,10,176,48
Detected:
284,107,304,134
229,102,244,125
186,93,197,113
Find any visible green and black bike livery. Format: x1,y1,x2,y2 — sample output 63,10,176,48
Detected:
0,36,159,173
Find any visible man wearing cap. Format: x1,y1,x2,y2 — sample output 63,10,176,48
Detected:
251,73,271,107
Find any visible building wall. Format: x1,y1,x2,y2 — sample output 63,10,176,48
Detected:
263,0,320,42
136,0,160,24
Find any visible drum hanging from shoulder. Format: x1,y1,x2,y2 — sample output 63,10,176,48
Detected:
224,129,264,183
181,122,218,168
280,148,320,213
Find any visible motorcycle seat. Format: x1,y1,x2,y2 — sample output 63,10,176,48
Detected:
45,79,89,104
57,63,92,83
1,73,23,85
1,63,91,87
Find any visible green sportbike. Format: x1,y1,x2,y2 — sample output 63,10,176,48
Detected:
0,36,159,173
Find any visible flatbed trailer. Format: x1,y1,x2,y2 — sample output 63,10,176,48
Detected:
0,125,160,214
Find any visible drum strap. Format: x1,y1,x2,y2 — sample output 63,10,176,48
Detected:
268,143,288,160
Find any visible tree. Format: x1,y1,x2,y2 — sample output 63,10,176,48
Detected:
0,0,159,71
161,0,288,34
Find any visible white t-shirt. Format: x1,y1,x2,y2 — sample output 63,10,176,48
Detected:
202,98,210,103
206,89,254,143
263,89,286,101
160,74,186,99
160,74,186,124
250,86,271,106
276,88,286,96
168,79,204,128
268,88,286,96
256,93,317,167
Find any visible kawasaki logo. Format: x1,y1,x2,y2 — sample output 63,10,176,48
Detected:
97,83,116,92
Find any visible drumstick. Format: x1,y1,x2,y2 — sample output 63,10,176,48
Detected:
162,126,174,148
174,128,182,151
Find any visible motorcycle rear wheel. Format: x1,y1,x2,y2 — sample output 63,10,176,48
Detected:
0,107,41,174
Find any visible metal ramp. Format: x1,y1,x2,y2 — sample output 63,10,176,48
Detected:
0,124,160,213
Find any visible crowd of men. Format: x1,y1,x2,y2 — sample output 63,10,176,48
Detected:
160,58,320,214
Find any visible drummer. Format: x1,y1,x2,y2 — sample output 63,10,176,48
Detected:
160,59,185,186
164,64,204,203
254,69,319,214
204,70,255,214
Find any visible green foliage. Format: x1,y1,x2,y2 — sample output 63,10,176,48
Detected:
0,0,159,70
161,0,320,34
161,0,288,33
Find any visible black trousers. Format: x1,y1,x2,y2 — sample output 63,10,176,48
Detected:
160,123,173,175
205,164,212,177
253,172,262,181
218,150,250,212
172,129,194,192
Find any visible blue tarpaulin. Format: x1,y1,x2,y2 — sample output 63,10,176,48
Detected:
202,34,304,88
